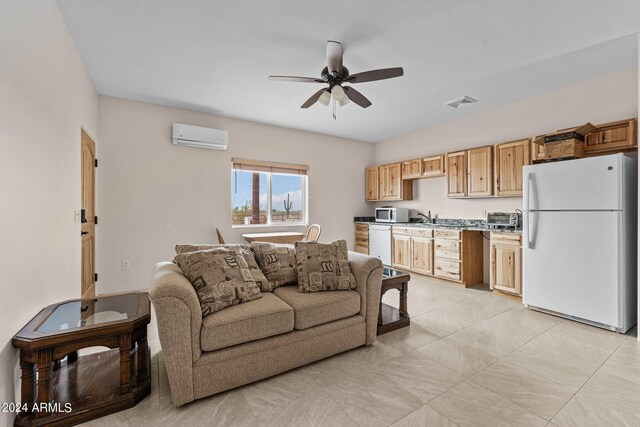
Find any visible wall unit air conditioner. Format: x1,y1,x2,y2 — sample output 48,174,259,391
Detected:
171,123,228,150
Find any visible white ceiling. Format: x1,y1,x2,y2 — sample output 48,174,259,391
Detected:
56,0,640,143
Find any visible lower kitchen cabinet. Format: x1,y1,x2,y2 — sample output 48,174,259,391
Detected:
392,227,483,286
354,223,369,254
411,236,434,275
392,233,411,270
490,232,522,296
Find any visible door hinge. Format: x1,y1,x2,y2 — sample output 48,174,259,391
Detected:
94,159,98,167
94,216,98,225
94,273,98,282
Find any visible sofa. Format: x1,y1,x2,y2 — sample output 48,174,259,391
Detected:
149,250,383,406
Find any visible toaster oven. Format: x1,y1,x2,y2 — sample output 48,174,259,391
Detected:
487,212,520,230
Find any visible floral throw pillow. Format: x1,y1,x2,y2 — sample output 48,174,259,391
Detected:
294,240,355,292
173,247,262,316
175,244,272,291
250,242,297,290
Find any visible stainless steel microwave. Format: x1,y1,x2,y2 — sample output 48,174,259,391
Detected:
375,207,409,223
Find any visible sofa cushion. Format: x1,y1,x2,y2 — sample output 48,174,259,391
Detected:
173,247,262,317
294,240,355,292
175,244,272,292
200,293,294,351
273,285,360,330
251,242,297,290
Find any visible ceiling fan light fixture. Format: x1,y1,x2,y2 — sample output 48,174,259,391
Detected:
318,90,331,106
337,96,350,107
331,85,347,102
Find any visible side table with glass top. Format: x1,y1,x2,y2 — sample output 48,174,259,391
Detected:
378,266,411,335
12,292,151,426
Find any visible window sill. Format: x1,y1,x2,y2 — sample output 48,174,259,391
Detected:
231,223,308,229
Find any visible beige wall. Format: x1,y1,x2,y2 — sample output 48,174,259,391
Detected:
0,0,99,420
374,67,638,282
96,96,373,293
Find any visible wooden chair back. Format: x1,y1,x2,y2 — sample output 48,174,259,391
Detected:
304,224,322,242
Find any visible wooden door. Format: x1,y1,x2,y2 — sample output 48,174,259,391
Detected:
411,237,433,275
490,243,521,295
446,151,467,197
392,234,411,270
365,167,379,201
467,146,493,197
81,129,96,298
422,155,445,177
402,159,422,179
494,139,530,197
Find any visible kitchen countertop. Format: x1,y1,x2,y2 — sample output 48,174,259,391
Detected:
354,217,522,234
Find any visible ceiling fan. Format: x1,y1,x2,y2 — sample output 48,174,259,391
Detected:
269,41,404,117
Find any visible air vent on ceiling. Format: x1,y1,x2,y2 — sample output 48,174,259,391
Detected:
445,96,478,109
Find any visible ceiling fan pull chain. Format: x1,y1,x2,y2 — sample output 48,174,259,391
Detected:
332,99,336,120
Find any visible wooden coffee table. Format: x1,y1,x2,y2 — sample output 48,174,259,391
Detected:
377,267,411,335
12,292,151,426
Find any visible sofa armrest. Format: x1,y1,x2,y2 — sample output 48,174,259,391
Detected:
149,262,202,405
348,252,383,345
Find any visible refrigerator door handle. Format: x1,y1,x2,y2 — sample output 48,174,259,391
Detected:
525,173,534,249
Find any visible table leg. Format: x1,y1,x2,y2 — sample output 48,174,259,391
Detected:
136,336,149,384
19,356,34,414
399,282,408,319
67,351,78,364
378,290,385,327
35,349,52,418
119,334,132,394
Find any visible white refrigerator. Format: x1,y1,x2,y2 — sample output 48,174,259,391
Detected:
522,153,637,332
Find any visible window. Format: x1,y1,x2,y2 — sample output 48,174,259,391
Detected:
231,158,308,226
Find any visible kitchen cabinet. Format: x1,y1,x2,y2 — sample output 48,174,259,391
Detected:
365,167,379,201
354,223,369,254
379,163,413,201
402,159,422,179
446,151,468,197
392,233,411,270
433,229,483,286
585,118,637,155
411,237,434,275
422,155,445,177
490,232,522,296
494,139,531,197
467,146,493,197
392,226,482,286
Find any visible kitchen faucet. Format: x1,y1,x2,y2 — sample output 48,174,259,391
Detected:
417,211,433,224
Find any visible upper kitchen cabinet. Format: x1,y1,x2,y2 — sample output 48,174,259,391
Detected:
467,146,493,197
379,163,413,201
365,167,379,201
494,139,531,197
585,118,637,155
446,151,467,197
402,159,422,179
422,155,446,177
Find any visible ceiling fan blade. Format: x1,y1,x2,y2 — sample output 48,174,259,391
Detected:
301,88,329,108
269,75,324,83
348,67,404,83
326,40,343,75
343,86,372,108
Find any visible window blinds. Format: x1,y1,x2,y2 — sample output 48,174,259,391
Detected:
231,158,309,175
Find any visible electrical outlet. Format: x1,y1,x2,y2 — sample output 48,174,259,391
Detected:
122,260,130,270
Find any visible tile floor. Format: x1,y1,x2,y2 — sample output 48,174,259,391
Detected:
82,274,640,426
